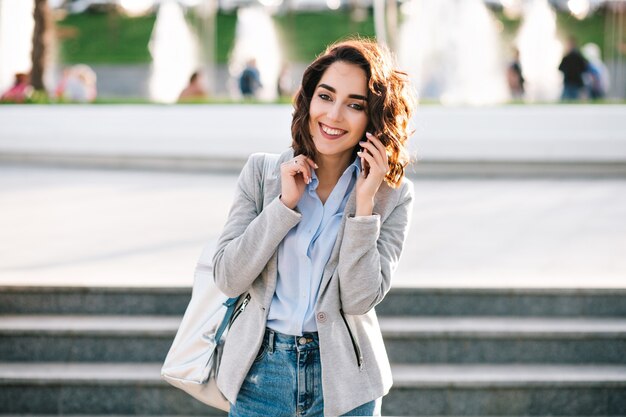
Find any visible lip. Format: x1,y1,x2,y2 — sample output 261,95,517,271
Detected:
318,122,347,140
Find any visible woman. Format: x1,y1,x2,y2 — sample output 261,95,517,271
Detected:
212,38,416,417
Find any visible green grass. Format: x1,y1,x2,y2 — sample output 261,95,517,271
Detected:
56,12,156,64
55,8,614,65
55,10,377,65
556,9,606,50
215,12,238,64
273,11,376,62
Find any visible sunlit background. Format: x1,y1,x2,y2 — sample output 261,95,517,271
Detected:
1,0,625,103
1,1,626,416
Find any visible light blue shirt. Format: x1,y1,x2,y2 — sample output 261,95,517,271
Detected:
267,155,362,336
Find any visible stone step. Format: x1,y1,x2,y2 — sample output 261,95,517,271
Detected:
387,364,626,415
382,316,626,364
2,315,625,364
0,363,624,415
2,286,625,317
0,362,225,416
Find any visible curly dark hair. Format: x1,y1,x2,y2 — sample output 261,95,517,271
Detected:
291,38,416,188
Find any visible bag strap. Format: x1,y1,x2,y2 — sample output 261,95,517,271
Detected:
215,297,239,344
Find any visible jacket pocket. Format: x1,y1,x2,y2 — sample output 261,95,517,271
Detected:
340,309,363,370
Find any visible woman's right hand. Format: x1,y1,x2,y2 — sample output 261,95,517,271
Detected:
279,155,317,209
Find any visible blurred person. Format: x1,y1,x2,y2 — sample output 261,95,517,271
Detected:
54,67,71,99
581,43,610,100
239,58,262,98
59,65,97,103
1,73,33,103
178,70,208,102
213,39,416,417
277,62,294,98
506,48,525,99
558,35,589,101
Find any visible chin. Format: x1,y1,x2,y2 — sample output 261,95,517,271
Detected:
312,140,346,156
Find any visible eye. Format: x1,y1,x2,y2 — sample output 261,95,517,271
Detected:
349,103,365,111
318,93,331,101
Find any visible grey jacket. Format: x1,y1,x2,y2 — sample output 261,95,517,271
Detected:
212,148,414,416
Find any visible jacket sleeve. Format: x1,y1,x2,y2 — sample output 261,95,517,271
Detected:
336,180,414,315
212,153,302,297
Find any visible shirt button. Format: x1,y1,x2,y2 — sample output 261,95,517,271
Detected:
316,312,327,323
298,337,307,345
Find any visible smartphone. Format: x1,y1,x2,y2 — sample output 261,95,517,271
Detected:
359,125,380,177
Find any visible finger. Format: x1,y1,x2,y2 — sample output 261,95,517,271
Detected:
365,133,390,171
359,140,384,168
357,149,380,175
365,132,386,154
365,132,388,160
304,157,318,170
365,133,389,167
283,159,305,182
293,159,312,183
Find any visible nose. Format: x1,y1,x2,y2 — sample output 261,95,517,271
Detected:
326,102,343,122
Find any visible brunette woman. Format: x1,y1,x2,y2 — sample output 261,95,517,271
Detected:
212,38,416,417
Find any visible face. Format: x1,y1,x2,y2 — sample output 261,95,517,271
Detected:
308,61,369,162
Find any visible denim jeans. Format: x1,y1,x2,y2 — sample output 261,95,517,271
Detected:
228,327,381,417
561,84,583,100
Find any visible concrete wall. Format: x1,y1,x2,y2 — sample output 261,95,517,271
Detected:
1,104,625,174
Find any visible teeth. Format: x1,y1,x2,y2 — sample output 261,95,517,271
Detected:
321,124,345,136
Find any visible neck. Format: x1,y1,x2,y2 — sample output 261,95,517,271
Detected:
315,150,354,187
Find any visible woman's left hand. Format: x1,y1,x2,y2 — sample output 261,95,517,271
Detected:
355,132,388,212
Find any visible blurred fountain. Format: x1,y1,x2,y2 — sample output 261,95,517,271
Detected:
516,0,563,102
398,0,509,106
149,0,200,103
228,6,282,101
0,0,35,93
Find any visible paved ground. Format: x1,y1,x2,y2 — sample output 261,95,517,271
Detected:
1,165,624,288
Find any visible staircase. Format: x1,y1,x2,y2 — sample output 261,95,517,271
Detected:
1,286,625,416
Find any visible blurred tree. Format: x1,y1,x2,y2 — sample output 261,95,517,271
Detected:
31,0,52,92
373,0,398,51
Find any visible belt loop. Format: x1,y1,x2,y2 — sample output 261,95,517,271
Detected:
268,328,275,354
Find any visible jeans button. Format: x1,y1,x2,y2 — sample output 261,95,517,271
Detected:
298,337,307,345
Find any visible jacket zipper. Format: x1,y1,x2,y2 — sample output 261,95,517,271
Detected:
340,309,363,369
229,293,251,326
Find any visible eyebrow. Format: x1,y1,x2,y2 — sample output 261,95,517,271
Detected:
318,83,368,101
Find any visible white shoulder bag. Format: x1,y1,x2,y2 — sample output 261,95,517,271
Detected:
161,153,280,411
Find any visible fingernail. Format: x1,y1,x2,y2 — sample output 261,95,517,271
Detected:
357,151,362,155
314,163,319,168
366,132,373,137
359,141,366,144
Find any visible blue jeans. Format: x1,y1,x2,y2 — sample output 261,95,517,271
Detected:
561,84,583,100
228,327,381,417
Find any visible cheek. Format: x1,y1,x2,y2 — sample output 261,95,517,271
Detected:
308,99,324,120
308,115,317,131
352,114,368,135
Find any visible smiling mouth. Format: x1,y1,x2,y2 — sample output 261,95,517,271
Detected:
319,122,347,139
